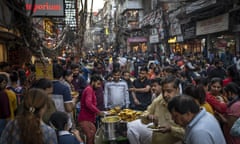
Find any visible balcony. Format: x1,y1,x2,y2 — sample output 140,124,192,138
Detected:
127,22,140,30
120,0,143,14
127,16,138,22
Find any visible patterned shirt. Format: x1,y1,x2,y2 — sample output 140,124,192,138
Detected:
0,120,58,144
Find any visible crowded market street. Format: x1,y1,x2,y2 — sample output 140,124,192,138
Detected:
0,0,240,144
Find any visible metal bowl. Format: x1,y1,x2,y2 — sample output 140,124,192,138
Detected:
101,116,121,123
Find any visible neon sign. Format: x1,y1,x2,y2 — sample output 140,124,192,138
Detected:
25,0,64,17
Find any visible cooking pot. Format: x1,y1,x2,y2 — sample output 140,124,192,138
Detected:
101,116,121,140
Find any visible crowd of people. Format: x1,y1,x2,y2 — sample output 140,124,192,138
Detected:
0,51,240,144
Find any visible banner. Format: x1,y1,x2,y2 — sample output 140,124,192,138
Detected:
25,0,64,17
196,13,229,36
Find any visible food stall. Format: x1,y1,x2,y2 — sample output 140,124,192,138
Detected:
95,107,143,144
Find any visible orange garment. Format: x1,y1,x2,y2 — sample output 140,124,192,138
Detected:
148,69,155,79
202,102,214,114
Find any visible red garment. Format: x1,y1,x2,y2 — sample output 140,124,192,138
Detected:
206,92,227,114
79,121,96,144
223,100,240,144
78,85,100,123
222,77,232,87
25,70,30,77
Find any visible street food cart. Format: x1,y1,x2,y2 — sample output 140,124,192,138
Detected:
94,108,143,144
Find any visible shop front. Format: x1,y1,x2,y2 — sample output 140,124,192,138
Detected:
180,21,203,55
196,13,237,61
169,38,203,55
0,26,22,64
127,37,148,53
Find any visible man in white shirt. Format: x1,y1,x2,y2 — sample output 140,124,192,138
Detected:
104,69,129,109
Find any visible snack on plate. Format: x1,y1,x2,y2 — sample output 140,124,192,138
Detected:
114,106,121,113
107,108,143,122
118,109,143,122
108,109,118,115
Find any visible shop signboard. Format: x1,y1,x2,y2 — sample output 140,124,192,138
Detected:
182,23,196,40
183,26,196,40
196,13,229,36
149,35,159,44
140,9,162,27
169,20,182,36
25,0,64,17
35,62,53,80
169,9,182,36
43,18,54,35
127,37,147,43
177,35,184,42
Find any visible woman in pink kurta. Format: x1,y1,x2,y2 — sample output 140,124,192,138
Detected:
219,82,240,144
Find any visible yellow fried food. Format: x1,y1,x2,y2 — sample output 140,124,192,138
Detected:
114,106,121,113
117,109,143,122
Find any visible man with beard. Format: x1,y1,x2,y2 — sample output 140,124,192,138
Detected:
127,76,184,144
78,75,105,144
52,63,75,113
92,61,105,111
208,59,226,80
129,67,151,111
71,64,87,99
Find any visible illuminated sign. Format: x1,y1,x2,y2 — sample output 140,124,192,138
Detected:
25,0,64,17
127,37,147,43
168,37,176,43
43,19,54,35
